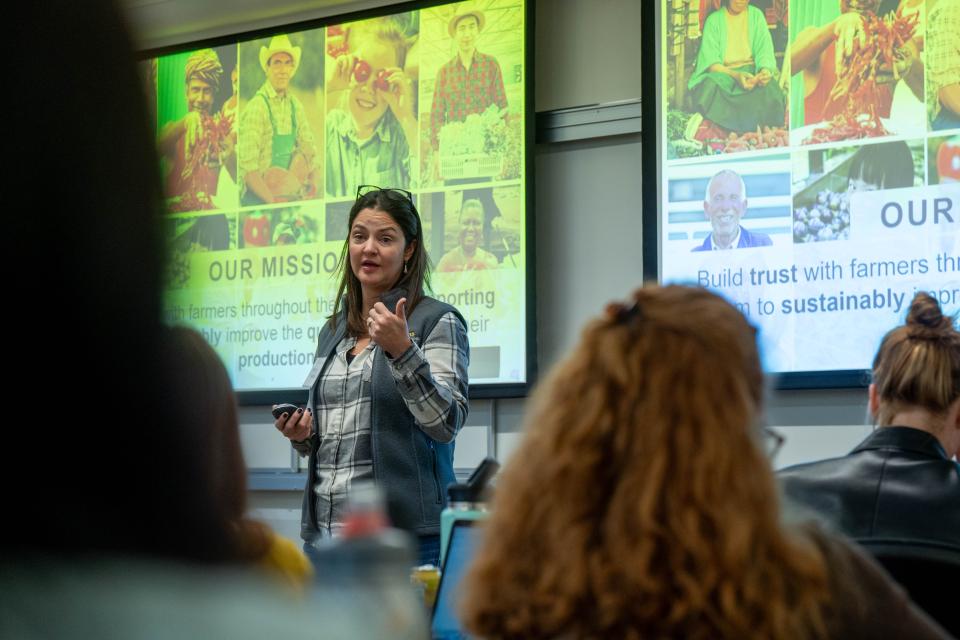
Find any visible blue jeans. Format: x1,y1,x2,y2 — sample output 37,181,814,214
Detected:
416,534,441,567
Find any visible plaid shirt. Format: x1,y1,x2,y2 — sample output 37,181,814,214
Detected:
311,311,468,534
927,1,960,122
237,82,318,185
429,50,508,149
324,108,411,198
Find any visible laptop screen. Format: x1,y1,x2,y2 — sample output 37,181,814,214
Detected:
431,520,481,640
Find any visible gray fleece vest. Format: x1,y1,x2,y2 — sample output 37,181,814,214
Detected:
300,296,466,541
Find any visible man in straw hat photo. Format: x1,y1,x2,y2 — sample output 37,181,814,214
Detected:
428,3,508,156
239,34,319,204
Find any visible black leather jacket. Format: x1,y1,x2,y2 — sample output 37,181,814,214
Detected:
778,427,960,548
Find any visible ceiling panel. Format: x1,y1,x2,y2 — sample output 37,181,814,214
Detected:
124,0,404,50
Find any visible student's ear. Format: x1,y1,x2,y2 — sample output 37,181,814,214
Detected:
868,384,880,420
404,238,416,262
949,398,960,430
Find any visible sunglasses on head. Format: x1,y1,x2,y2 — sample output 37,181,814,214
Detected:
356,184,414,202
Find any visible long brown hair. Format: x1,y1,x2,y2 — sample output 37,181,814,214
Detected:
462,285,830,640
872,292,960,427
162,326,271,562
330,188,431,335
7,0,237,564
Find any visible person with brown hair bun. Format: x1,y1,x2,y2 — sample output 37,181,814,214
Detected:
460,285,948,640
780,292,960,547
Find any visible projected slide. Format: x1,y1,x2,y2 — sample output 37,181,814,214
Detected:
657,0,958,375
146,0,528,390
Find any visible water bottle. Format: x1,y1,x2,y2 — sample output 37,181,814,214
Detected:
306,482,428,640
439,457,499,566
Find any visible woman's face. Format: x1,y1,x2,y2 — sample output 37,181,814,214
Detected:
349,207,415,299
459,207,484,252
727,0,750,14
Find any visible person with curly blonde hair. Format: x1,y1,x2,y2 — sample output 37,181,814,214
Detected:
460,285,948,640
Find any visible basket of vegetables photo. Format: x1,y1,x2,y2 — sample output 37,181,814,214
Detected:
438,105,507,180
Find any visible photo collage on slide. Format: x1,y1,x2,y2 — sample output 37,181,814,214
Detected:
142,0,528,387
660,0,958,372
664,0,958,251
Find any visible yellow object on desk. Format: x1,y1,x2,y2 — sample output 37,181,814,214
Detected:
410,564,441,609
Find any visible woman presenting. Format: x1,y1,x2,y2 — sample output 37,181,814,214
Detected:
688,0,786,133
274,186,469,567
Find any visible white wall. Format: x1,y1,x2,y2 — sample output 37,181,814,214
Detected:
534,0,642,111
